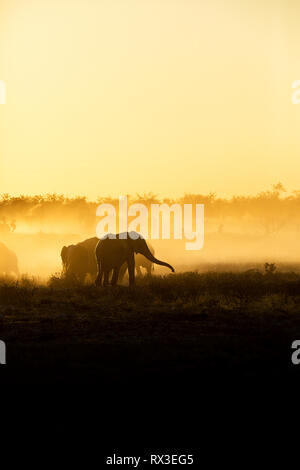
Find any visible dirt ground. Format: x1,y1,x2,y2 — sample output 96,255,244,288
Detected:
1,271,300,385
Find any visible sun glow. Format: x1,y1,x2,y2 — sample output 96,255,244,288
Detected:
1,0,300,199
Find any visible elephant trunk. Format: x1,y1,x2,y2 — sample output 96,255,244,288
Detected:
140,244,175,273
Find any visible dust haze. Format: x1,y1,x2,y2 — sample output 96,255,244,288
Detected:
1,184,300,280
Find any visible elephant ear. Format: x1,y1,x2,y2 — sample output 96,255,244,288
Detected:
61,246,68,265
126,235,139,253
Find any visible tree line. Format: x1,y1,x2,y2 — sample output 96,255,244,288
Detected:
0,183,299,235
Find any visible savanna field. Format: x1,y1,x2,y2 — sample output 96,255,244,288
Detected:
2,266,300,384
2,0,300,447
2,192,300,385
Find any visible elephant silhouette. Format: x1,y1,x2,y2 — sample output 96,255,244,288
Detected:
61,237,99,281
118,242,155,282
95,232,174,287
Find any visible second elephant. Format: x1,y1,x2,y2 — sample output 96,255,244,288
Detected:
61,237,99,281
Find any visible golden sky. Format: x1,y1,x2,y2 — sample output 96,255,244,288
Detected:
0,0,300,199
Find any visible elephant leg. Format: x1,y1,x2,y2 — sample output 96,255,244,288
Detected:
127,254,135,287
111,266,120,286
135,265,142,277
146,265,152,276
118,263,127,283
95,258,103,286
103,270,109,287
95,269,103,286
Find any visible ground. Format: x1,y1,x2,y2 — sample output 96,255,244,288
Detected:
1,269,300,385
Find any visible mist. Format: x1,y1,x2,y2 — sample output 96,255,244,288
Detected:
1,185,300,279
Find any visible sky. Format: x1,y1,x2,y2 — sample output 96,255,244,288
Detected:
0,0,300,199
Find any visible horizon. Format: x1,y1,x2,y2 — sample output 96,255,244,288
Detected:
0,181,296,202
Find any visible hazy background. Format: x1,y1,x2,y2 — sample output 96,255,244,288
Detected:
1,1,300,278
1,187,300,278
1,0,300,199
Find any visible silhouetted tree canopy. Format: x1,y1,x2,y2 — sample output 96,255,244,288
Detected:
0,183,299,235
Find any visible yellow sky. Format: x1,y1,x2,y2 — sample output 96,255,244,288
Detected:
0,0,300,199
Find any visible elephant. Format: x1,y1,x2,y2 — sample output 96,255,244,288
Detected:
77,237,99,276
61,237,99,281
118,242,155,282
95,232,174,287
0,242,19,276
135,242,155,277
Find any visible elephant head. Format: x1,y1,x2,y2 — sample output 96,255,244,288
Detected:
61,246,68,271
126,232,175,272
61,237,99,281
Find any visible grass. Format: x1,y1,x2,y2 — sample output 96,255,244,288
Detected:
1,269,300,384
2,268,300,306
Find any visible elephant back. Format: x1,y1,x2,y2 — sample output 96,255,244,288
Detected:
77,237,99,274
